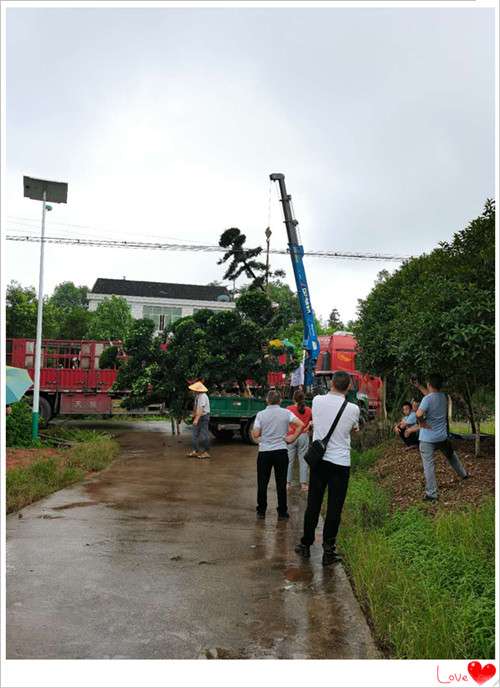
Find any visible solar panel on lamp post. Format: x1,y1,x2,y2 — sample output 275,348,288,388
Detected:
23,176,68,439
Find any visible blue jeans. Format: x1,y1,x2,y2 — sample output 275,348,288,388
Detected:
419,440,467,498
287,433,309,484
192,414,210,452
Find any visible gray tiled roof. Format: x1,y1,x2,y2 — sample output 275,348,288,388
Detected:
91,278,232,302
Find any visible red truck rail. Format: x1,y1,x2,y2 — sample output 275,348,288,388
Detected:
6,338,123,420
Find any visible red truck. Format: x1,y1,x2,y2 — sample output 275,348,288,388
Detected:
315,332,384,418
6,338,122,421
6,337,290,422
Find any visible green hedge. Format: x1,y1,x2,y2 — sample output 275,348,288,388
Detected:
6,401,41,448
338,453,495,659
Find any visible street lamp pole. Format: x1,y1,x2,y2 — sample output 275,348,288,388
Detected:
23,176,68,440
31,190,48,439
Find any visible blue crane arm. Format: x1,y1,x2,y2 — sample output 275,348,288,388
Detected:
270,173,320,389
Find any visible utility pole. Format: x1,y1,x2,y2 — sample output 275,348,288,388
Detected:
23,176,68,439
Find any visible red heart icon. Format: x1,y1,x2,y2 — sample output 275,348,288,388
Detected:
468,661,496,686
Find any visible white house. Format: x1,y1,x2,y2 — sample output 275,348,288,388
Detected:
88,278,235,333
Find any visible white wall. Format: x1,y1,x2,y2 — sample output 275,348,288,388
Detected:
87,293,235,325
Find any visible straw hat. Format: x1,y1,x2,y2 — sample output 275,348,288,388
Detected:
188,381,208,393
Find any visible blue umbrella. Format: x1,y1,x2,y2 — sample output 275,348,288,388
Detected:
6,366,33,405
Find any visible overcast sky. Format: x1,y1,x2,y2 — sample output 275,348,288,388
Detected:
4,6,495,323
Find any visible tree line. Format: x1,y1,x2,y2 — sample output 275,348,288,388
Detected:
353,199,495,433
6,282,134,342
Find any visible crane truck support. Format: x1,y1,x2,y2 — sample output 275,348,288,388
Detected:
270,173,320,392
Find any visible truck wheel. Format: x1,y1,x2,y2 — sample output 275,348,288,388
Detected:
244,418,259,445
39,397,52,425
211,427,235,441
358,405,369,426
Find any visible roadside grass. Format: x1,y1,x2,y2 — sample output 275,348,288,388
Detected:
450,420,495,435
42,427,115,446
6,434,119,514
337,448,495,659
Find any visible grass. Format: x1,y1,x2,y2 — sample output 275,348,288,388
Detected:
6,434,119,514
336,448,496,659
450,420,495,435
42,427,115,446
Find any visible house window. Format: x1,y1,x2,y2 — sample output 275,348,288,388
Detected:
143,305,182,331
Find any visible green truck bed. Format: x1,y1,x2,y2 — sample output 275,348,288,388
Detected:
208,390,366,444
208,395,299,443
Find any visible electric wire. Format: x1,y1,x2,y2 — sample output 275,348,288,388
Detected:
4,233,410,261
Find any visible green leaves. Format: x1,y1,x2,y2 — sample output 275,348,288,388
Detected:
354,200,495,418
86,296,133,341
115,297,291,418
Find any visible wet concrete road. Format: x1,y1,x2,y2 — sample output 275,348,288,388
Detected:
7,422,378,659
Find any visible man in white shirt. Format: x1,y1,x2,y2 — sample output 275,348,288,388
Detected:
252,390,304,520
187,381,211,459
295,371,360,566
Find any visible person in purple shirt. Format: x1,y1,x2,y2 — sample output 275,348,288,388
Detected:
412,373,468,501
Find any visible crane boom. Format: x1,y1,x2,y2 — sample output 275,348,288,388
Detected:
270,173,320,391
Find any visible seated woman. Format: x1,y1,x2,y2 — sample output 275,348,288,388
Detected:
394,400,420,450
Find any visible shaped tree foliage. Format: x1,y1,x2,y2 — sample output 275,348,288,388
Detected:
115,302,288,421
218,227,285,291
114,319,164,409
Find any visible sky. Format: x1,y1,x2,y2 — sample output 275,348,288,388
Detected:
4,5,495,323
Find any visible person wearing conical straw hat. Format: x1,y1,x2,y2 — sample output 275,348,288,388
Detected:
187,380,211,459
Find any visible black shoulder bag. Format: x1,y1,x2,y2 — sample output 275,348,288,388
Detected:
304,399,348,470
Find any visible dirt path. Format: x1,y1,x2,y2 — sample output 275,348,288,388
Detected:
7,421,378,659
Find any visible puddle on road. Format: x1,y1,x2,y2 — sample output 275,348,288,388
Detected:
283,566,314,583
37,514,64,519
52,501,99,510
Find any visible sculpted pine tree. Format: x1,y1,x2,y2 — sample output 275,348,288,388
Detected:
218,228,284,291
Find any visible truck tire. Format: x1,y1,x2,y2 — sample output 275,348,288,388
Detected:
358,404,369,426
39,397,52,425
210,426,235,441
243,417,259,445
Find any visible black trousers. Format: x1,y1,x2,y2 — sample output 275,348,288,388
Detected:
398,426,419,447
257,449,289,516
301,460,350,547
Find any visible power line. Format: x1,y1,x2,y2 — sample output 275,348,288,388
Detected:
6,216,209,245
5,233,410,261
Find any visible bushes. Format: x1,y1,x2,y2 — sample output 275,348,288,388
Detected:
6,401,40,448
338,456,495,659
